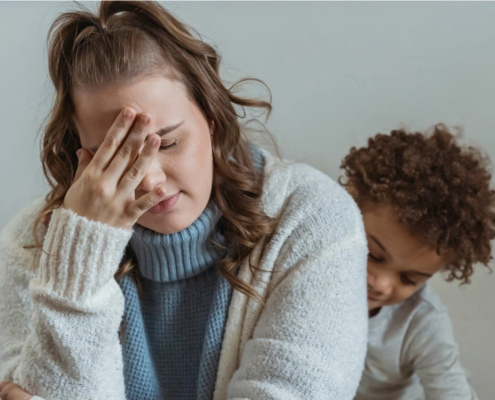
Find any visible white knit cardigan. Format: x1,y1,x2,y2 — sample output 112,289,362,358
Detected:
0,150,368,400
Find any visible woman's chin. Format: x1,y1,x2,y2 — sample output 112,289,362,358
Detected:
137,208,199,235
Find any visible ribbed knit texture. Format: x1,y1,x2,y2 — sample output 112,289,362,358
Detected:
129,203,226,283
119,202,231,400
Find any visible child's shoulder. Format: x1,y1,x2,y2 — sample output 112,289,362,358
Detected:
405,284,446,315
370,285,450,339
395,284,452,337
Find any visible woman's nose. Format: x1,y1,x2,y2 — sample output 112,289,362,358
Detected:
135,161,167,193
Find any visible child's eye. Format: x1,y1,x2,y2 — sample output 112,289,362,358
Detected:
400,274,417,286
159,141,177,151
368,253,383,262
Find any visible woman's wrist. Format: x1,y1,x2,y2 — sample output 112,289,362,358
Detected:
35,206,132,301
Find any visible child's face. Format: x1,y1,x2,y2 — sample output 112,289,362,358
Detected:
360,201,447,311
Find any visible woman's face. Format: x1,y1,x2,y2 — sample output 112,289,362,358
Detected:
71,76,214,234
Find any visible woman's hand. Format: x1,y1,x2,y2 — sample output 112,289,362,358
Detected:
63,107,167,230
0,381,33,400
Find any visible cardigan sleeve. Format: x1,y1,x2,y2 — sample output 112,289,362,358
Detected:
0,201,131,400
227,176,369,399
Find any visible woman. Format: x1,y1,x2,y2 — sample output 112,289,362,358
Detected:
0,2,368,399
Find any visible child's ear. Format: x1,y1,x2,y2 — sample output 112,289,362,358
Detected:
346,183,359,200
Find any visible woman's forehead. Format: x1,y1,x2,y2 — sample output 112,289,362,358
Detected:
72,77,190,140
73,77,186,113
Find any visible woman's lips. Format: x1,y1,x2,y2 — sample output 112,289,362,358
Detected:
148,192,181,214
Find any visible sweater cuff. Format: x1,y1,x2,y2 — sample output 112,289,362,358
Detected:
37,206,133,301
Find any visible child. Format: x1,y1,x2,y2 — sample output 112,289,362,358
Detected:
340,124,494,400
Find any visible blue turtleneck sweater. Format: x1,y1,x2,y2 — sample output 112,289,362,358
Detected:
118,146,263,400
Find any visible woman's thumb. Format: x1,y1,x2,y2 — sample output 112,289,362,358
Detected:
73,148,92,184
76,148,84,163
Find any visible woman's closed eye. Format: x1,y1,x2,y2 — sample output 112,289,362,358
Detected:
159,141,177,151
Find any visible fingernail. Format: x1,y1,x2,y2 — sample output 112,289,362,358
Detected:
123,108,134,119
144,135,156,146
140,114,150,124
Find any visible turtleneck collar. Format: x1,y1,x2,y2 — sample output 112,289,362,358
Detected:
129,201,225,282
129,143,265,283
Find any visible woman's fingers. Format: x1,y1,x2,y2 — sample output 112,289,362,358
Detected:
62,107,164,230
103,113,152,183
0,381,14,398
89,107,136,171
0,381,33,400
117,132,160,193
131,184,167,217
72,147,93,185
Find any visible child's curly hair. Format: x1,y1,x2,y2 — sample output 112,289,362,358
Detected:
340,124,495,284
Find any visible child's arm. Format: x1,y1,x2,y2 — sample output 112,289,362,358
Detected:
406,308,478,400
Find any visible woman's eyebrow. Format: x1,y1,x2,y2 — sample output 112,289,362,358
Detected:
153,121,183,137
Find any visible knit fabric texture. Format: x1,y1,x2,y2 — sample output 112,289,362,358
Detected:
0,147,369,400
119,202,231,400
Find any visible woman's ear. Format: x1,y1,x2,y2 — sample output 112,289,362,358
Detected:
209,120,214,137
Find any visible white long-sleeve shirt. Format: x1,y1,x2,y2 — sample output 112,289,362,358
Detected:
0,149,368,400
355,284,478,400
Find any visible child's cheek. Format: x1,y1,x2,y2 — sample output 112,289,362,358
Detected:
393,286,421,305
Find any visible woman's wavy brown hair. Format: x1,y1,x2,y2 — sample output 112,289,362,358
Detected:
26,0,278,301
340,124,495,284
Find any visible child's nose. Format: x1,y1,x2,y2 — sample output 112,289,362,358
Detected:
369,272,394,296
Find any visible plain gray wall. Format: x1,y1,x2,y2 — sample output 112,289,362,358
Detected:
1,1,494,398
